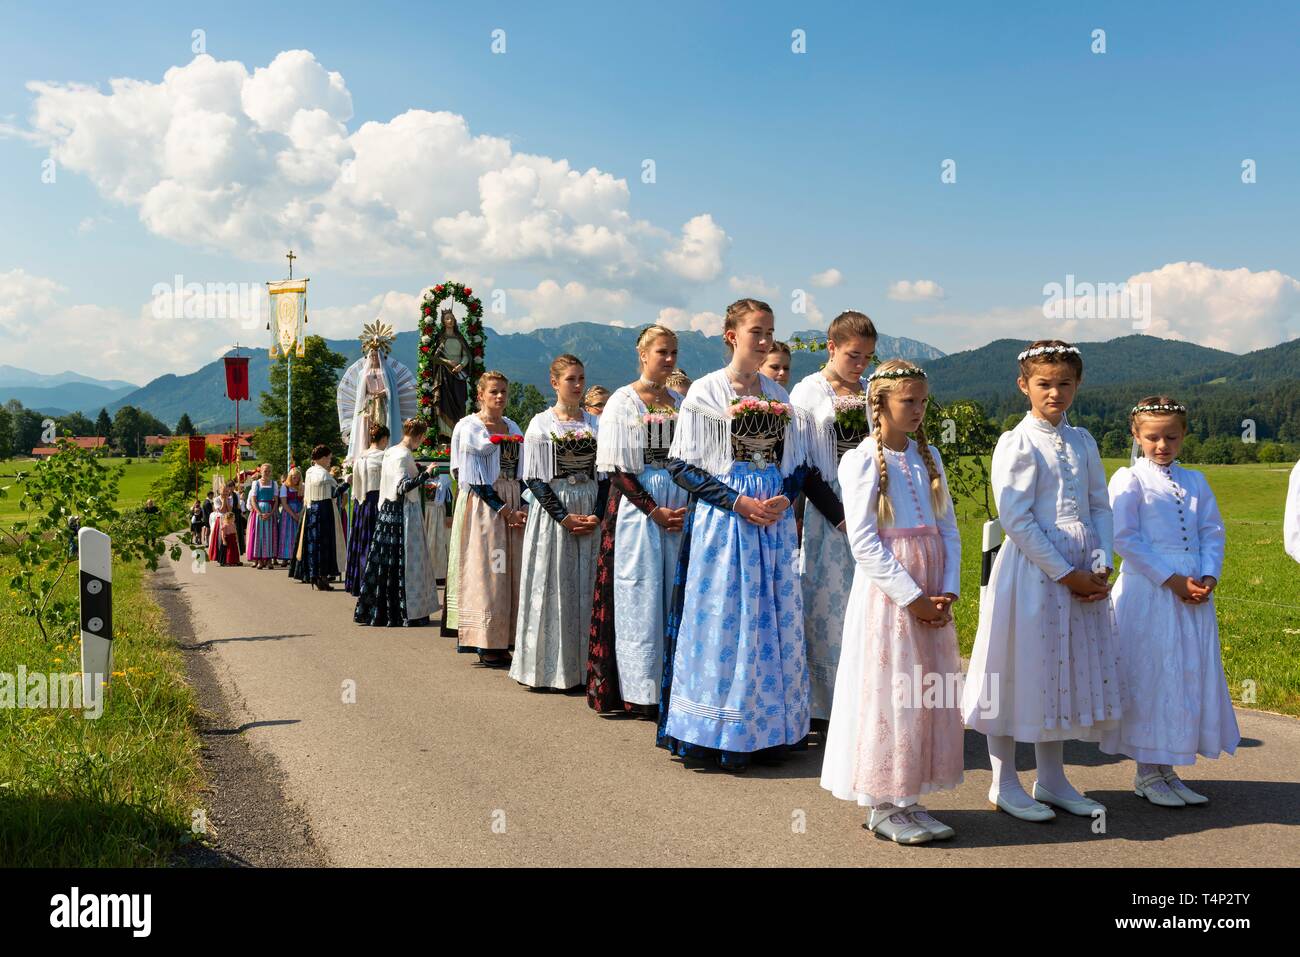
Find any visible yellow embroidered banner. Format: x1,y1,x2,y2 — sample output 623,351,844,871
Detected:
267,279,308,357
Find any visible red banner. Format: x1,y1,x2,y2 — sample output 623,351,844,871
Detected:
224,356,250,401
188,435,207,463
221,436,237,464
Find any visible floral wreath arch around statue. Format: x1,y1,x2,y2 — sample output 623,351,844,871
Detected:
418,281,486,457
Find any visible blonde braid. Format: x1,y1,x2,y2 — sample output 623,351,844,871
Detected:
913,422,950,518
870,393,895,526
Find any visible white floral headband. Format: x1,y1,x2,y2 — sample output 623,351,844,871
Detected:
868,366,927,382
1132,402,1187,415
1017,344,1081,362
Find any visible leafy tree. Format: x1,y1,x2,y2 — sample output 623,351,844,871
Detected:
5,400,45,454
923,398,998,520
0,438,201,643
150,438,221,507
111,405,169,456
1196,435,1236,464
506,381,549,432
253,334,348,472
0,405,12,459
175,412,197,436
94,407,113,437
1001,412,1024,432
56,410,95,437
1100,429,1131,459
1257,440,1287,463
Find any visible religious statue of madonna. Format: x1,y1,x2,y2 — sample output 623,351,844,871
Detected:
429,307,473,441
338,320,419,465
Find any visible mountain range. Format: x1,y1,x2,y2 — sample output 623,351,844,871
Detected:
0,366,138,417
8,327,1297,442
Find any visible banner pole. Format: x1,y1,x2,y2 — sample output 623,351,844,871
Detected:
287,353,293,476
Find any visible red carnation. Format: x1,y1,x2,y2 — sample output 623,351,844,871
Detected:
489,434,503,445
434,284,444,293
464,287,472,296
473,346,484,357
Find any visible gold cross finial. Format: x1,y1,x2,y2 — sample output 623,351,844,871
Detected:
286,249,297,278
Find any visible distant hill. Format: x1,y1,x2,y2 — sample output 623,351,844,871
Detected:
90,324,948,430
926,334,1300,442
1,382,138,415
0,365,136,391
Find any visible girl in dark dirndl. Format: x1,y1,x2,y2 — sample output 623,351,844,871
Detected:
345,423,390,595
354,418,440,627
293,444,349,590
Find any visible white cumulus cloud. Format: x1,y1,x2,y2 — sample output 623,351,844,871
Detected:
12,50,729,287
728,274,780,299
888,279,946,302
657,307,724,336
810,268,842,288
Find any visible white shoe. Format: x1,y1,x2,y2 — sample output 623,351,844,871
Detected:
1032,781,1106,817
1135,770,1186,807
866,805,934,845
989,791,1056,822
909,806,956,840
1160,768,1209,805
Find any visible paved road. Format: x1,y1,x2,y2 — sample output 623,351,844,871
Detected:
161,545,1299,866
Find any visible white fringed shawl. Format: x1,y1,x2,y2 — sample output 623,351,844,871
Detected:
667,369,813,478
595,385,681,474
521,408,600,482
457,414,524,486
788,371,871,479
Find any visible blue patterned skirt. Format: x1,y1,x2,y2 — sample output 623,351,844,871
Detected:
293,499,342,583
345,490,380,596
277,504,302,560
353,499,412,626
657,462,810,768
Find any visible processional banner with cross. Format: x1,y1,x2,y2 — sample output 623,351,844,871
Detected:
267,279,308,358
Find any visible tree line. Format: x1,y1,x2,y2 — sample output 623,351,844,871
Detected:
0,399,200,459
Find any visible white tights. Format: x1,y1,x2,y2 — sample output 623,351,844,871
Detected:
987,736,1085,807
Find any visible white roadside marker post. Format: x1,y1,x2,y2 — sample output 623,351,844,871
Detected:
980,517,1003,604
78,527,113,714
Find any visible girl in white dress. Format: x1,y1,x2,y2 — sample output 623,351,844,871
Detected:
789,310,876,724
1100,396,1238,805
821,359,964,845
961,340,1121,822
509,355,604,690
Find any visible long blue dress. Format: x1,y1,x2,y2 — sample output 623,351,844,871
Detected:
655,370,832,769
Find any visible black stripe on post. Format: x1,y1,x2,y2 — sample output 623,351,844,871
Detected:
80,570,113,643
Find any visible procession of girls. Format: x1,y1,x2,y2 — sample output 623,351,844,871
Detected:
216,295,1249,846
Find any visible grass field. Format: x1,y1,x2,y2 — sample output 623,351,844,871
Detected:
0,457,168,523
948,458,1300,716
0,552,204,866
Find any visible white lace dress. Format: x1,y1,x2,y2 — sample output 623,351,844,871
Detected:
1099,458,1239,765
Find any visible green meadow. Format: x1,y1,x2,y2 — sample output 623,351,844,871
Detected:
0,456,168,523
949,459,1300,716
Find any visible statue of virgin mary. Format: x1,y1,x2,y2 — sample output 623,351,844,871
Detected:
337,320,419,465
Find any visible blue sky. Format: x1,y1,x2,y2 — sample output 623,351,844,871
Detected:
1,1,1297,383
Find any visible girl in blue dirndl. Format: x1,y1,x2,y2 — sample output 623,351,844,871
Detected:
657,298,844,771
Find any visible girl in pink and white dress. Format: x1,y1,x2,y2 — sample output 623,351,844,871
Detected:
820,359,964,845
1100,396,1238,806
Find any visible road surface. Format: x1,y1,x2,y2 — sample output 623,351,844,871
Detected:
160,545,1300,866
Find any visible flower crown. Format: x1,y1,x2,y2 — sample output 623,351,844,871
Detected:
867,366,927,382
1017,344,1081,362
1132,402,1187,415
